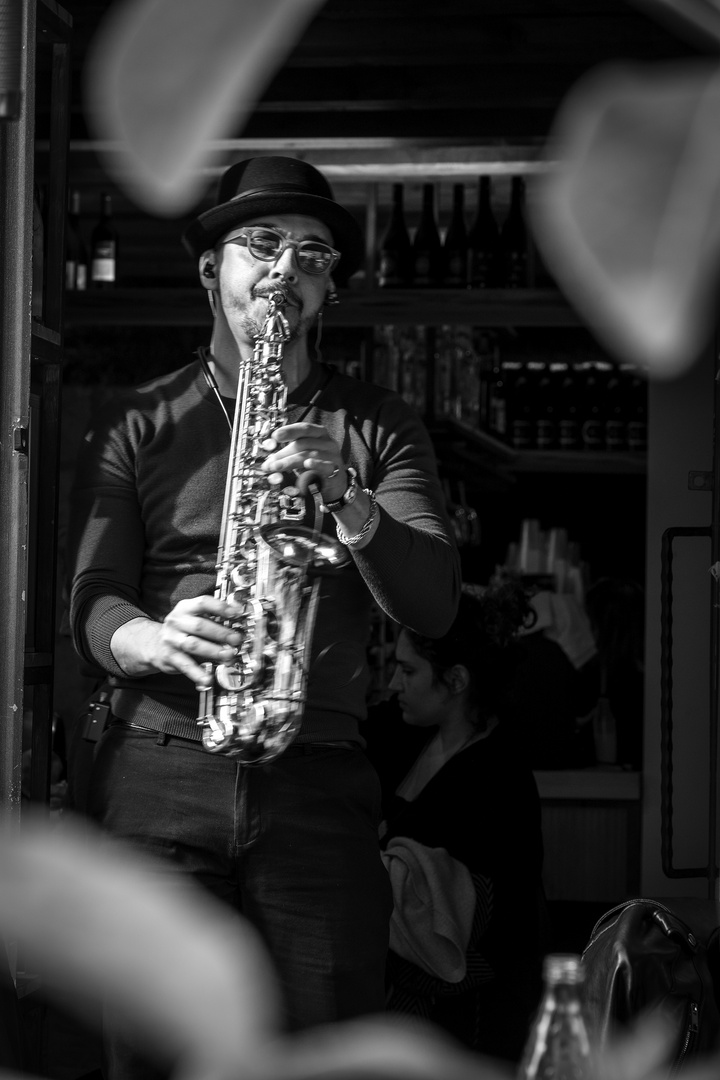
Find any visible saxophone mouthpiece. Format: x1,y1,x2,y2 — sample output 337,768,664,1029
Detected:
267,288,288,310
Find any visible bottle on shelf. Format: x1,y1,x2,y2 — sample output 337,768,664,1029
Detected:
502,359,527,447
487,349,509,440
533,361,556,451
455,327,480,425
498,175,528,288
556,361,580,451
65,189,88,291
508,361,535,450
442,183,468,288
578,361,604,451
434,325,460,419
476,331,496,430
517,953,594,1080
467,176,499,288
411,183,442,288
377,183,412,288
90,191,118,288
624,364,648,453
603,363,626,451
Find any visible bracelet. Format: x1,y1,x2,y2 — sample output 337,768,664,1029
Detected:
336,491,378,546
320,466,358,514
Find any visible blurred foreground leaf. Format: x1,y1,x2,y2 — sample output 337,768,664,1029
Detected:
84,0,326,215
530,60,720,379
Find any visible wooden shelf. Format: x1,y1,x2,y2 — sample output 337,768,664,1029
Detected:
432,419,646,475
534,769,641,802
513,448,646,475
63,286,582,329
31,321,61,348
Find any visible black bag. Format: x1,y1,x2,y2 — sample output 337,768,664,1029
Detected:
580,898,720,1073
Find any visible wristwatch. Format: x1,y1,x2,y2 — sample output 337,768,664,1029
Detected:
320,467,358,513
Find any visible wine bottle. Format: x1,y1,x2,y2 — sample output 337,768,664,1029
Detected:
442,183,468,288
579,361,605,451
624,364,648,452
467,176,499,288
377,183,412,288
411,183,442,288
604,363,626,451
557,362,580,451
509,362,534,450
90,192,118,288
533,361,556,451
498,176,528,288
65,189,88,291
476,332,495,430
488,351,509,440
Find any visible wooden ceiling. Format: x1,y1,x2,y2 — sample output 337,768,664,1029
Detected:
45,0,711,286
57,0,709,147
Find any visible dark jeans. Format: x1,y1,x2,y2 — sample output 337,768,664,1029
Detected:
87,724,392,1079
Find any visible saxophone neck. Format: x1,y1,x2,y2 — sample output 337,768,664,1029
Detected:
266,289,287,315
259,291,291,347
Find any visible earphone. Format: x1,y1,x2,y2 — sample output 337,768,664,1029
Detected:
202,262,215,278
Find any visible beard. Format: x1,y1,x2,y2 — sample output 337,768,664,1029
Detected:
225,287,318,343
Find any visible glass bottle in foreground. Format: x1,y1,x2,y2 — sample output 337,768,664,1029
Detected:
518,953,594,1080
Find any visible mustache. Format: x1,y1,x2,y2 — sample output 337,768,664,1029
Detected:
254,284,301,309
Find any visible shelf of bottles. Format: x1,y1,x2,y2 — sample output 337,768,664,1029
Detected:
62,173,648,473
62,173,583,328
366,175,646,473
377,174,531,291
65,188,117,290
367,322,647,475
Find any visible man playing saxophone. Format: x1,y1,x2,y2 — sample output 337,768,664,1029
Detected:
67,156,461,1078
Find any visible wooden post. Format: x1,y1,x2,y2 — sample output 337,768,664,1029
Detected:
0,0,36,828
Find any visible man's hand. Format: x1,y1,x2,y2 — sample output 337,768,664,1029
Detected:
262,421,346,500
110,596,242,683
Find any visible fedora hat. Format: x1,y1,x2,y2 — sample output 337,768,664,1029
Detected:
182,156,363,279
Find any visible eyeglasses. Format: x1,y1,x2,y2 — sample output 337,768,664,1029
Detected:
221,227,340,275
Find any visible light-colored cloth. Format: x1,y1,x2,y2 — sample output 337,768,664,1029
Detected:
529,590,597,669
381,836,476,983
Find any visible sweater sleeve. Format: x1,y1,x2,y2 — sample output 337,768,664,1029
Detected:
348,393,461,637
67,404,149,676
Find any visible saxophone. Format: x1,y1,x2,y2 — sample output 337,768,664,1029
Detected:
197,290,347,763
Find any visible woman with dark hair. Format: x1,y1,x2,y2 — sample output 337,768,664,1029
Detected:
367,583,548,1061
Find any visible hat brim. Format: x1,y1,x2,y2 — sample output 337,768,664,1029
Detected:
182,190,364,280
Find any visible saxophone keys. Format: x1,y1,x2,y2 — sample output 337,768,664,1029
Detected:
195,661,214,691
229,565,253,594
216,660,249,691
200,715,233,748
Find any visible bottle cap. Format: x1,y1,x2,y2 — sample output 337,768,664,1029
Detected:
543,953,585,984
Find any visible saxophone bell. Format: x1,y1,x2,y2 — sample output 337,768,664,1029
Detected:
259,522,349,572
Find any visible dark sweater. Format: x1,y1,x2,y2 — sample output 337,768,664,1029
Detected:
367,718,547,1059
68,360,461,742
377,723,544,903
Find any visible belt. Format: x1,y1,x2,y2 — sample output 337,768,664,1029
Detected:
282,741,356,755
109,719,356,754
